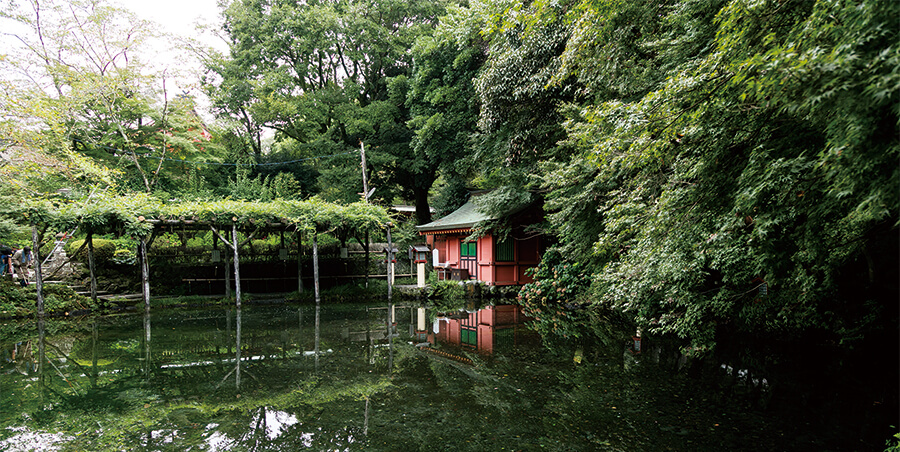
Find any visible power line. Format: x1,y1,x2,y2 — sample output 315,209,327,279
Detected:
71,138,359,167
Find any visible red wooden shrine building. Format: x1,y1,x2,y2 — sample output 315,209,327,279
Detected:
417,192,545,286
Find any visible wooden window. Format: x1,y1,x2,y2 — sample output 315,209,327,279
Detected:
496,237,514,262
460,241,477,257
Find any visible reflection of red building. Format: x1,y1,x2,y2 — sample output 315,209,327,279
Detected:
429,305,532,355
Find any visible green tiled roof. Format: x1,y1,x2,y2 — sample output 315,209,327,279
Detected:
416,199,493,233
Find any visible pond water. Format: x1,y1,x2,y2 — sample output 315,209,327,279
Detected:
0,302,893,451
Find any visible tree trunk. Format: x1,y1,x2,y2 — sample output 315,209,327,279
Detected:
414,185,432,225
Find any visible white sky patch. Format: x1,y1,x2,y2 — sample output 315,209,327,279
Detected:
111,0,230,120
0,426,74,452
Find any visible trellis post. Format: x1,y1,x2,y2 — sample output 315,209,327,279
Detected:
296,229,304,293
140,236,150,311
32,223,45,317
313,229,320,306
386,223,393,301
232,223,242,308
86,229,98,304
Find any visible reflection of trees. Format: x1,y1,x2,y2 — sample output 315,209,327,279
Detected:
0,306,419,449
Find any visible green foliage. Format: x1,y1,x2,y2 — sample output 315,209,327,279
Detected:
0,278,30,316
65,239,117,265
39,284,94,314
886,429,900,452
204,0,452,217
425,279,469,302
7,193,392,240
0,0,228,196
0,282,93,317
487,0,900,352
518,250,595,340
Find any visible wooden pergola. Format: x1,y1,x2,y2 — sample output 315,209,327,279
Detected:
11,196,395,315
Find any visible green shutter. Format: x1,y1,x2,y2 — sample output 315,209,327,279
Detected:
496,237,514,262
461,329,477,345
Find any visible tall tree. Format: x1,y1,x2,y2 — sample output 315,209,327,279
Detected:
0,0,221,195
513,0,899,350
406,21,485,220
206,0,451,215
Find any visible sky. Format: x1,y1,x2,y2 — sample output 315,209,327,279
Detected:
112,0,230,118
115,0,226,49
118,0,219,29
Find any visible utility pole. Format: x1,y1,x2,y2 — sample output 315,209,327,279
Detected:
360,141,372,288
360,141,370,203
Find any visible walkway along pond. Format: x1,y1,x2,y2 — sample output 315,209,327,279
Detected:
1,302,894,451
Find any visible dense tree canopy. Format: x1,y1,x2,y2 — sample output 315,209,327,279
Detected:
202,0,454,216
510,0,899,351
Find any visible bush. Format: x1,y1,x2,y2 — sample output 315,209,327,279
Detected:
40,284,93,312
65,239,117,265
0,278,29,316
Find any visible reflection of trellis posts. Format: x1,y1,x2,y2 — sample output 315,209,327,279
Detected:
91,320,98,387
314,304,321,373
142,311,151,380
217,308,260,390
364,396,370,436
313,229,321,372
37,317,46,405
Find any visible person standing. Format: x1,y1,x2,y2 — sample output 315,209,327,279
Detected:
0,245,10,278
11,246,31,287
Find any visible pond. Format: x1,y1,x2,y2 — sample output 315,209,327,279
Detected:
0,302,893,451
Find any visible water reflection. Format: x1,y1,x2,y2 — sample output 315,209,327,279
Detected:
0,303,892,451
429,305,532,355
